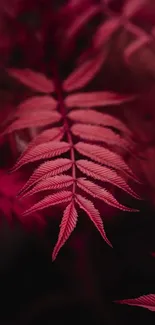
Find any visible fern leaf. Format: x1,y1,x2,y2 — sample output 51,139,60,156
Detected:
77,178,134,211
63,52,106,92
7,69,54,93
18,158,72,196
115,294,155,311
4,111,61,134
76,160,140,200
11,141,70,171
16,96,57,115
4,63,141,259
16,110,60,121
75,194,112,246
72,124,130,148
93,18,120,50
75,142,135,178
65,92,135,108
12,127,64,175
68,109,132,136
23,127,64,152
21,175,74,198
22,191,72,216
52,202,78,260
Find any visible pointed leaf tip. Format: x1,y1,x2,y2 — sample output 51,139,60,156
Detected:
77,160,141,200
115,294,155,311
77,178,136,212
21,175,74,198
75,142,135,179
76,194,112,247
66,92,136,109
22,191,72,216
12,141,70,171
52,202,78,260
18,158,72,197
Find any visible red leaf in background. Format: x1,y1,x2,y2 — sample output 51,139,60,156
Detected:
123,0,148,18
115,294,155,311
7,69,54,93
0,169,22,199
0,0,20,18
124,35,150,64
66,5,100,40
93,18,120,50
63,52,107,91
0,169,43,227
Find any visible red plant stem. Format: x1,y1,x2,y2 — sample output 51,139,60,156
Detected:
51,66,76,195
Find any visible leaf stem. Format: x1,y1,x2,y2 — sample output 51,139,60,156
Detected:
52,67,76,195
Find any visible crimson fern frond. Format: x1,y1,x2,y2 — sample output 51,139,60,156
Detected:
4,56,141,259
